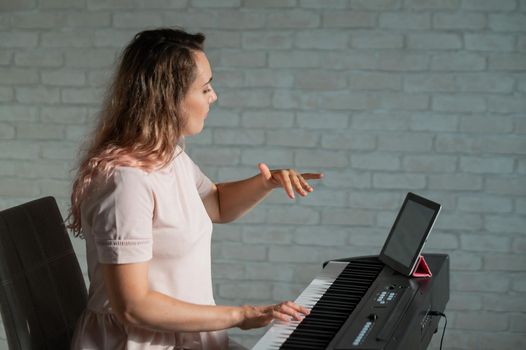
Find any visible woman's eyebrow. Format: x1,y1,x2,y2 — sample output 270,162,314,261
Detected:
201,76,213,86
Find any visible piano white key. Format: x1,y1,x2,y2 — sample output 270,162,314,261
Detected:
252,261,349,350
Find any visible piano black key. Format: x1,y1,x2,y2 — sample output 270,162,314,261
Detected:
283,336,332,346
306,309,348,318
293,320,343,330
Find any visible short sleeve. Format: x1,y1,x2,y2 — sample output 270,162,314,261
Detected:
186,154,214,198
90,167,153,264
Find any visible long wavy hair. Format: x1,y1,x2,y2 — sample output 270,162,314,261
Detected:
68,28,205,237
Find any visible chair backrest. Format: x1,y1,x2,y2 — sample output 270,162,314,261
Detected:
0,197,87,350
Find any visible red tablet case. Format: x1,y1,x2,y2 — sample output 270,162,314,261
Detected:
412,255,432,277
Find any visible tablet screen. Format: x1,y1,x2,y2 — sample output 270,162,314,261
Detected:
379,192,441,276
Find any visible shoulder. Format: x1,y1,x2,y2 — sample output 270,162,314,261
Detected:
171,148,198,171
98,166,153,197
112,166,151,181
113,166,150,180
174,147,193,164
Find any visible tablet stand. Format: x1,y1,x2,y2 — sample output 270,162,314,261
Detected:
412,255,432,277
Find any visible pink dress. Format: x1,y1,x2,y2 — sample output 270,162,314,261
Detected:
71,148,229,350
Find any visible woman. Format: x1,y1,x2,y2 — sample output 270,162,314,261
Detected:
68,28,322,350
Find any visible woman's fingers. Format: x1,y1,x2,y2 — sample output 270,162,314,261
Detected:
239,302,310,330
278,171,295,199
296,174,314,194
283,300,310,316
279,303,303,321
290,173,307,197
258,162,272,180
290,172,321,197
286,300,311,319
301,172,324,180
273,170,314,198
260,164,323,198
271,301,310,322
272,309,293,322
239,302,310,329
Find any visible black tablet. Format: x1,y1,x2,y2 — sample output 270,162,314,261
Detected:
379,192,441,276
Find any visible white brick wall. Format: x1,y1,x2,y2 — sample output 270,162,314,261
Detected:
1,0,525,349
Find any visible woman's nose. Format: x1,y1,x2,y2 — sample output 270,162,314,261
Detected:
209,88,218,104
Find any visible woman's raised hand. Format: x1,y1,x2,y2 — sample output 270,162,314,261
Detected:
237,301,310,330
258,162,324,199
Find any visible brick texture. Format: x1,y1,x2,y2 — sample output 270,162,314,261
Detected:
0,0,525,349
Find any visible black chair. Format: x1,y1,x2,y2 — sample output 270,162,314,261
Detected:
0,197,87,350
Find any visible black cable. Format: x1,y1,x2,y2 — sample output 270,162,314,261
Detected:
429,311,447,350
